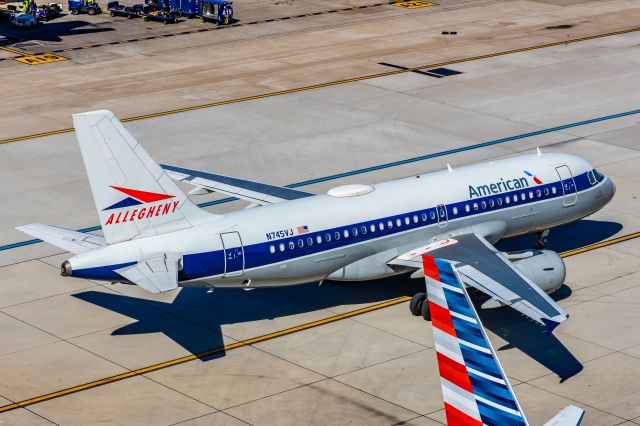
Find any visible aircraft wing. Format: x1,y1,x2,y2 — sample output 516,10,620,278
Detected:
16,224,106,254
422,254,584,426
115,253,180,293
160,164,314,205
389,233,568,332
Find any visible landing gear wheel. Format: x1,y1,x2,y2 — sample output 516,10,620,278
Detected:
71,8,79,14
421,299,431,321
410,292,426,316
88,7,96,15
535,229,550,250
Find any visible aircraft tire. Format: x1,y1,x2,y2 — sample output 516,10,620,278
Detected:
421,299,431,321
410,292,426,316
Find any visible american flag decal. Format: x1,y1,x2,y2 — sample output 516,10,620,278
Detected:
297,225,309,234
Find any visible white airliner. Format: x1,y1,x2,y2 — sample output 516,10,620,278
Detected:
18,110,615,332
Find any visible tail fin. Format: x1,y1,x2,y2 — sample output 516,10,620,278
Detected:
73,110,216,244
544,405,585,426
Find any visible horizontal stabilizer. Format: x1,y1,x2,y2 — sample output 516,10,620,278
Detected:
115,253,180,293
544,405,585,426
16,224,106,254
161,163,314,205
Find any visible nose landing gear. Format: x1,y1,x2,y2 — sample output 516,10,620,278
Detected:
409,292,431,321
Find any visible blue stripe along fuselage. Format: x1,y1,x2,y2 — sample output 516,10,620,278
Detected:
74,171,604,281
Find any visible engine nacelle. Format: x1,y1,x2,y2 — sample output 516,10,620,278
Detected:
507,249,566,293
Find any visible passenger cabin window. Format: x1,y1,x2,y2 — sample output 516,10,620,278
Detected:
413,215,418,223
298,239,304,248
473,203,478,211
362,226,368,235
279,243,285,252
325,233,331,242
396,218,402,227
480,201,486,210
544,188,549,196
269,245,275,254
520,193,526,201
404,217,410,225
289,241,295,250
512,194,518,203
307,237,313,246
387,220,393,229
421,213,427,222
334,231,340,240
452,207,458,215
371,224,376,233
505,197,510,205
430,211,436,220
536,189,541,198
352,228,358,237
489,199,495,208
379,223,384,231
316,235,322,244
465,204,470,213
528,191,533,199
344,230,349,238
497,198,503,206
552,186,557,194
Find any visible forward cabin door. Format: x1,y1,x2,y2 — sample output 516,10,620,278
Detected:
220,232,245,277
555,165,577,207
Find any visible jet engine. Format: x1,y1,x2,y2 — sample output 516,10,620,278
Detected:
505,249,566,294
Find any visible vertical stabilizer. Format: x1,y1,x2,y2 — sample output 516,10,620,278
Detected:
73,110,216,244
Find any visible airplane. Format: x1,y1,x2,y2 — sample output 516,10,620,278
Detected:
17,110,616,332
421,253,585,426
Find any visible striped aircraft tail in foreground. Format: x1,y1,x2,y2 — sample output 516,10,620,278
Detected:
421,255,585,426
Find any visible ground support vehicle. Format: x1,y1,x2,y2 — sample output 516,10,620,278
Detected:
68,0,102,15
107,1,143,18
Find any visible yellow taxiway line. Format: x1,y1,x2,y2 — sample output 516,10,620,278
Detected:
0,230,638,413
1,26,639,145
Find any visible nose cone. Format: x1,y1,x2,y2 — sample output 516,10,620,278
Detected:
60,260,72,277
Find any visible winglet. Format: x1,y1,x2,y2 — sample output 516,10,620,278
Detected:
543,405,585,426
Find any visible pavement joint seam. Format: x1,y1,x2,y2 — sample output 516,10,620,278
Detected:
1,25,639,145
521,377,632,422
3,108,639,254
0,232,638,413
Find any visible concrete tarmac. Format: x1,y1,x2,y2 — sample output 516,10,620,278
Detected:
1,1,640,425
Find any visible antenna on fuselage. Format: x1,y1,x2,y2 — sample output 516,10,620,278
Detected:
536,147,542,156
447,163,453,173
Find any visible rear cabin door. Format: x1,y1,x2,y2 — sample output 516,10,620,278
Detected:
555,165,577,207
220,232,245,277
437,204,448,227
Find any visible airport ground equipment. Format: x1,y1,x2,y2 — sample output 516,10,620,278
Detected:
12,11,38,27
142,1,176,23
107,1,143,18
68,0,101,15
200,0,231,24
39,2,62,19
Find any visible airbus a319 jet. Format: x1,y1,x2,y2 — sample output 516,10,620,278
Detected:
18,110,615,333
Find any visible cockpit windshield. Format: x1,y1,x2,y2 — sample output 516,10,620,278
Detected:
588,169,605,185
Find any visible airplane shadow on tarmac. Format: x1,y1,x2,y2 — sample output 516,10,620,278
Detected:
73,219,622,382
0,21,114,43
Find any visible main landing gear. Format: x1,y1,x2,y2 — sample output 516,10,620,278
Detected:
409,292,431,321
535,229,550,250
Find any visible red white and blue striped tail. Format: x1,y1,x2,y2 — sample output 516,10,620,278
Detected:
422,254,584,426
